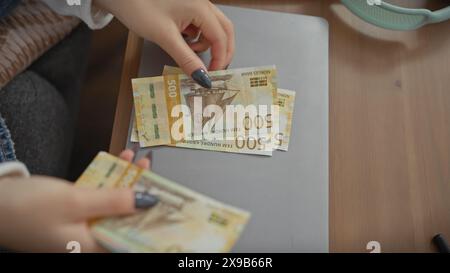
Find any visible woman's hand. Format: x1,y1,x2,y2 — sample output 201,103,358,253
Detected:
0,149,149,252
95,0,234,88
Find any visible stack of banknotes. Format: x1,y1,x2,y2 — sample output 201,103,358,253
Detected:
76,152,250,252
130,66,296,156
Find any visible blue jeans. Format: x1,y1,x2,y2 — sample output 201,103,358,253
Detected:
0,115,15,162
0,0,20,159
0,0,20,19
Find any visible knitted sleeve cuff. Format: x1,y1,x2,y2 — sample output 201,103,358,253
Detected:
42,0,113,30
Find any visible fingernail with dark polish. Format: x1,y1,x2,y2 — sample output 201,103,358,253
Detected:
135,192,159,209
192,69,212,89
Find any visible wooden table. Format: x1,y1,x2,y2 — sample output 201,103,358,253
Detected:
109,0,450,252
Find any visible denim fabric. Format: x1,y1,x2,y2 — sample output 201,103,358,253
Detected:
0,0,20,19
0,114,16,162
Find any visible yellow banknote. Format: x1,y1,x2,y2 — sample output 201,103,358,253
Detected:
131,117,274,156
131,124,139,142
162,66,295,152
130,107,139,143
129,66,269,146
76,152,250,253
132,66,278,151
273,89,296,151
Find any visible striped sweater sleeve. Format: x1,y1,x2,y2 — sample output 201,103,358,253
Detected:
41,0,113,29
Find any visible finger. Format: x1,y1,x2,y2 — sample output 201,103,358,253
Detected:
158,23,212,88
119,149,134,162
137,150,152,169
136,158,150,170
76,188,135,219
191,4,228,70
209,4,235,67
80,236,108,253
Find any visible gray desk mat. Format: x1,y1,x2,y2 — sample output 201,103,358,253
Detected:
127,5,329,252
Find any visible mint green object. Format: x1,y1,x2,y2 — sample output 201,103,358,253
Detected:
341,0,450,31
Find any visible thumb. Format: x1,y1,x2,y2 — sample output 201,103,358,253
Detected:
76,188,135,219
157,25,212,89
